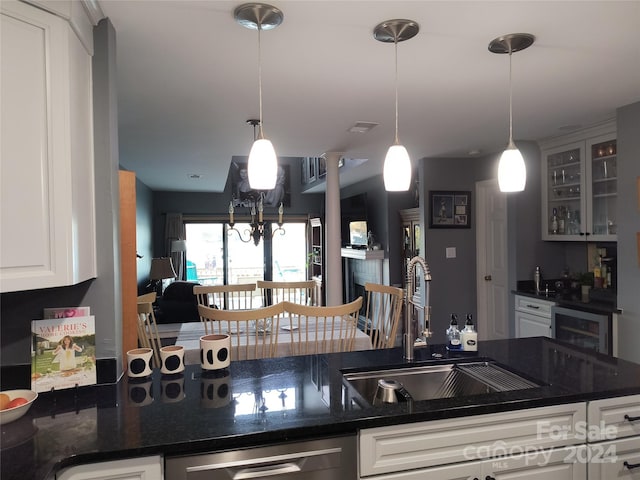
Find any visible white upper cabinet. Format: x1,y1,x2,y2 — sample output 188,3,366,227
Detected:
0,0,97,292
540,120,617,242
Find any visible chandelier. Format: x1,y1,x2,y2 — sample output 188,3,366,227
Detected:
228,193,284,246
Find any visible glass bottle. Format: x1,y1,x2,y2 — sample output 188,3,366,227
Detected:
550,208,558,234
557,206,565,235
446,314,461,351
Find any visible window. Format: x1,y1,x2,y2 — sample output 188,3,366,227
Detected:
184,221,308,304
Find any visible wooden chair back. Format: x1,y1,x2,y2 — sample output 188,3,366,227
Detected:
257,280,315,306
193,283,256,312
136,292,157,304
283,297,363,355
197,303,286,360
363,283,404,349
136,300,162,368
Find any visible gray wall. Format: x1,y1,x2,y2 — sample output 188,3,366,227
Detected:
417,156,486,343
82,18,122,378
616,101,640,363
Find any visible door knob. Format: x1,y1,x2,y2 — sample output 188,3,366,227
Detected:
484,275,492,281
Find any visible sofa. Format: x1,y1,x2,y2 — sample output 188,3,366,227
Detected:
155,281,200,324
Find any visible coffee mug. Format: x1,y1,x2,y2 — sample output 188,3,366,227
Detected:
161,373,185,403
200,334,231,370
126,348,153,378
200,370,231,408
128,377,154,406
160,345,185,374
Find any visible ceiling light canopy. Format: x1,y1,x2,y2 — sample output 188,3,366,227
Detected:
234,3,283,190
374,19,419,192
489,33,535,193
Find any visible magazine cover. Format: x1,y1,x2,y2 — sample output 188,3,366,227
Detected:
31,316,97,392
43,306,91,319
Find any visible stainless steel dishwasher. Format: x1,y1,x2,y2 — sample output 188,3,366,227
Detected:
165,435,357,480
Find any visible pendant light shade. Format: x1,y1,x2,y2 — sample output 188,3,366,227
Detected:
384,144,412,191
374,19,419,192
489,33,535,193
248,137,277,189
235,3,283,190
498,140,526,192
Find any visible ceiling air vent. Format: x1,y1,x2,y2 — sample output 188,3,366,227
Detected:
348,122,379,133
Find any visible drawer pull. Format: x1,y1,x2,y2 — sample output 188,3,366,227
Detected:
486,476,496,480
525,304,540,309
624,461,640,470
624,414,640,422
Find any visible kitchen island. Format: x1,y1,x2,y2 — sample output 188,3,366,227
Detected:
2,337,640,479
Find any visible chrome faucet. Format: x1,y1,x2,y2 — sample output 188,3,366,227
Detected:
404,256,432,361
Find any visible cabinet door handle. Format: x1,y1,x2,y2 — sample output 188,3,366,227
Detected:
484,275,492,281
526,304,540,309
624,461,640,470
624,414,640,422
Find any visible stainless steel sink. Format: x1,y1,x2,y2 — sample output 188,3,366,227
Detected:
342,361,540,405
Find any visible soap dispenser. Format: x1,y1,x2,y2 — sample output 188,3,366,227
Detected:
461,314,478,352
446,314,462,351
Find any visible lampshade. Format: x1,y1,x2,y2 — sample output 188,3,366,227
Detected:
171,240,187,253
498,141,527,192
149,257,176,280
383,144,412,191
248,138,277,189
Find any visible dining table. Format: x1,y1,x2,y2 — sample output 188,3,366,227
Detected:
163,318,373,364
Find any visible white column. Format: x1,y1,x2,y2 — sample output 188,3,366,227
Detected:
323,152,343,305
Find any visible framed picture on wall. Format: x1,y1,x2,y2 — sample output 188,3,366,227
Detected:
429,190,471,228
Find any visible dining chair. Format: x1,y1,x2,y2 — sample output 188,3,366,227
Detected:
256,280,316,306
193,283,256,312
136,292,157,304
363,283,404,349
197,303,286,360
283,297,363,355
136,299,162,368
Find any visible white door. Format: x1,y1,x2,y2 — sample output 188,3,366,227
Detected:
476,179,508,340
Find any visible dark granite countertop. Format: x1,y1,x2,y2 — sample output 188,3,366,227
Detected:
3,337,640,480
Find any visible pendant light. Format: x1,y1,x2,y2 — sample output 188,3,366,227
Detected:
489,33,535,192
235,3,283,190
374,19,419,192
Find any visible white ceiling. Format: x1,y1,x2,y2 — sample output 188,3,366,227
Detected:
98,1,640,193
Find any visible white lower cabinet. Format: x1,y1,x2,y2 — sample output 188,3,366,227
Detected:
515,295,554,338
56,455,163,480
359,403,586,478
588,436,640,479
368,446,586,480
587,394,640,479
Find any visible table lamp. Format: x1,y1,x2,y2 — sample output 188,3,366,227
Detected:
149,257,177,296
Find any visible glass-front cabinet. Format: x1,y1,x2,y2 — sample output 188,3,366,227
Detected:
540,121,617,242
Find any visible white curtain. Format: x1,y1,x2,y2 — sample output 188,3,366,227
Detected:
165,213,185,281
